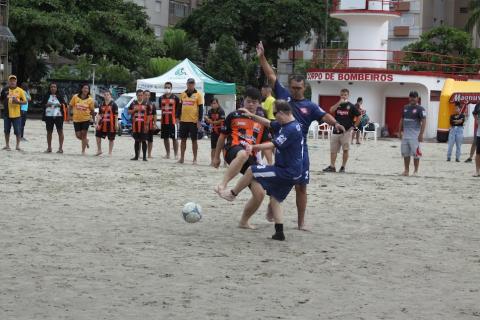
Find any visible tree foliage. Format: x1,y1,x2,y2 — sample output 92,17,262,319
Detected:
206,35,246,84
142,57,180,78
402,26,480,73
179,0,330,63
465,0,480,37
161,28,200,62
10,0,161,81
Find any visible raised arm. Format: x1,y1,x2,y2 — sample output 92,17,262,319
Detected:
238,107,271,128
256,42,277,86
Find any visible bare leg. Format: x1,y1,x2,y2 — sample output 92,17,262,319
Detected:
148,141,153,158
163,138,170,158
46,131,53,152
239,181,265,229
95,137,102,156
81,130,88,154
173,138,178,159
295,184,308,231
265,149,274,165
58,130,64,152
470,141,476,159
475,153,480,176
413,158,420,175
4,133,10,149
108,139,114,155
192,139,198,164
341,150,349,168
216,150,248,191
402,157,410,176
15,135,21,150
178,138,187,163
330,152,337,168
231,167,254,196
210,149,215,166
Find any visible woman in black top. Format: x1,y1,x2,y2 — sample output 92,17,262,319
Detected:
42,83,66,153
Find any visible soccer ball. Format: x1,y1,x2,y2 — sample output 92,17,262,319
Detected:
182,202,202,223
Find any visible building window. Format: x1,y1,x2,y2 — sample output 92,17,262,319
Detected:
459,7,468,14
155,0,162,13
154,26,163,37
169,1,190,17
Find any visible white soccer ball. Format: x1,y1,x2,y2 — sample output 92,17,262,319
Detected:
182,202,202,223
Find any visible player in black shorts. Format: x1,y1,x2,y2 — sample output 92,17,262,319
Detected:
143,90,157,159
128,90,149,161
213,87,270,228
160,82,181,159
205,97,225,166
95,90,118,156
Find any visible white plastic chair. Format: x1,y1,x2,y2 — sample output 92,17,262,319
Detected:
318,123,331,140
308,121,319,139
362,122,379,142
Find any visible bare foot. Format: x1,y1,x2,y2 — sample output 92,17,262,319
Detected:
174,154,178,160
95,151,103,156
44,149,52,153
266,204,274,222
192,160,197,165
298,224,311,232
86,139,90,148
57,149,63,154
108,153,112,156
238,222,256,230
214,184,225,195
412,171,418,176
3,146,11,151
177,158,184,164
148,155,153,159
401,171,409,176
219,189,236,202
162,155,170,159
81,151,86,156
16,147,23,151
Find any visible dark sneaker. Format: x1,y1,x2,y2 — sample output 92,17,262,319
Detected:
447,158,451,162
456,159,460,162
272,233,285,241
339,166,346,173
465,158,472,163
323,166,336,173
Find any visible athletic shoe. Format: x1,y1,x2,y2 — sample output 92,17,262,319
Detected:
456,159,460,162
339,166,346,173
322,166,336,173
465,158,472,163
447,158,451,162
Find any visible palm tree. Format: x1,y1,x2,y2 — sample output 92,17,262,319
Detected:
465,0,480,37
162,28,200,61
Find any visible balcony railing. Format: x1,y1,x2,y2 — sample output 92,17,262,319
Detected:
310,49,480,76
332,0,400,13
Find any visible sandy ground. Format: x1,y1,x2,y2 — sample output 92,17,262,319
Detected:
0,120,479,320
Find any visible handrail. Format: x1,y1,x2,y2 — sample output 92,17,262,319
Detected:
310,48,480,76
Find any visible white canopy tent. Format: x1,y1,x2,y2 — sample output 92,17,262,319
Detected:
137,59,237,114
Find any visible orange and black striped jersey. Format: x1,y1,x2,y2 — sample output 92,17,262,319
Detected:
207,107,226,135
221,111,270,151
160,94,180,125
129,100,151,133
97,101,118,133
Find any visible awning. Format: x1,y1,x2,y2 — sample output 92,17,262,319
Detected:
0,26,16,42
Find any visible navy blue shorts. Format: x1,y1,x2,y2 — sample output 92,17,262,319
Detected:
296,146,310,185
4,117,21,136
251,165,296,202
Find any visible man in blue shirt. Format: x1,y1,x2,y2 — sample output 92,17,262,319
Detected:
256,41,345,230
218,100,304,241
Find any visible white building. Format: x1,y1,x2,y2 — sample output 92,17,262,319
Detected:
306,0,480,141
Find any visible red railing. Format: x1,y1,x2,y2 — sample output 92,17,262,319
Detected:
310,48,480,76
331,0,400,13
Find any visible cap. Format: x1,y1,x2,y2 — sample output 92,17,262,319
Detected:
409,91,419,98
187,78,195,84
8,75,17,80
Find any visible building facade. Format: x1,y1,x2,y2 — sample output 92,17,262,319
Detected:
129,0,201,38
0,0,16,82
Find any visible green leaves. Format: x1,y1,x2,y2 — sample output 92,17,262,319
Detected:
143,57,181,78
161,28,200,61
206,35,246,84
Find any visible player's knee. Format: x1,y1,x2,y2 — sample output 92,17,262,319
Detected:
236,150,249,161
295,184,307,194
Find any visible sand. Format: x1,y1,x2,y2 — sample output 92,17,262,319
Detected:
0,120,479,320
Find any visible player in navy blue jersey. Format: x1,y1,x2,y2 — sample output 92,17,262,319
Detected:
257,41,345,230
218,100,304,241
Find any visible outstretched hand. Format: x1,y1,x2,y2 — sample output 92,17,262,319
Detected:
256,41,265,57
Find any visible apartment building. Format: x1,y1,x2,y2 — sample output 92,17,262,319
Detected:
129,0,201,38
0,0,15,81
389,0,473,51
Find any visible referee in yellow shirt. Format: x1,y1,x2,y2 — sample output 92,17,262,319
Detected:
178,78,204,165
1,75,27,151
